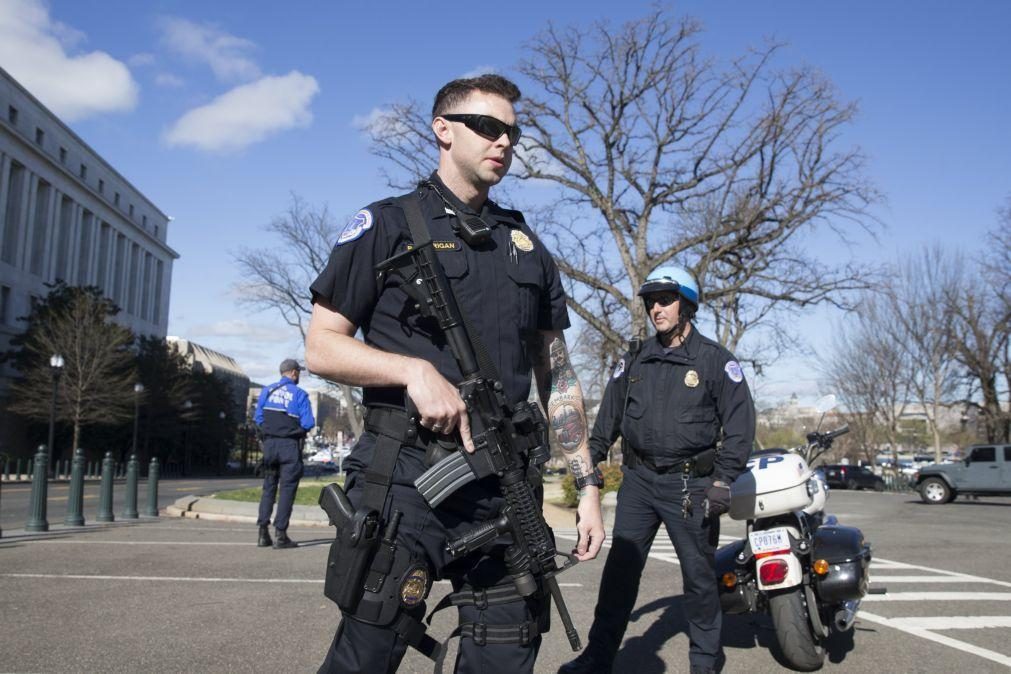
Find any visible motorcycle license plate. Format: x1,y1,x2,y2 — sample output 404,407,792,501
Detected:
749,528,790,554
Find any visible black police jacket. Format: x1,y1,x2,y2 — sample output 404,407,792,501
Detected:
310,174,570,411
588,327,756,484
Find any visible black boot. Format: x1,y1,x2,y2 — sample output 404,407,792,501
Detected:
257,526,272,548
273,529,297,549
558,647,613,674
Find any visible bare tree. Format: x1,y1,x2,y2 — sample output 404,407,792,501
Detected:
7,285,135,458
948,212,1011,443
880,246,962,462
233,195,363,436
361,11,880,378
823,295,912,466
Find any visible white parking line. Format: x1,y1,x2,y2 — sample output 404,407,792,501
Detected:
28,540,256,546
863,592,1011,602
873,557,1011,589
887,616,1011,630
859,611,1011,668
868,575,1003,584
1,573,321,583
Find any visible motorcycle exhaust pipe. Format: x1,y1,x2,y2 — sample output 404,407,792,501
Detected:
834,599,861,632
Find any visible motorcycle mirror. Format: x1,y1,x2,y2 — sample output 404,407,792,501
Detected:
814,394,838,414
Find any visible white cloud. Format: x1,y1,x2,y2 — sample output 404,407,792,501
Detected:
164,71,319,152
460,65,497,79
351,106,411,136
187,319,295,344
159,16,260,82
128,52,156,67
155,72,185,88
0,0,138,121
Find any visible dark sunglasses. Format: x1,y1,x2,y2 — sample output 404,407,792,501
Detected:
643,292,680,309
441,114,522,144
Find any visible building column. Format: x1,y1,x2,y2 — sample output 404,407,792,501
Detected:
19,172,38,272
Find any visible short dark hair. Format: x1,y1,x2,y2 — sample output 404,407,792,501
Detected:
432,74,521,119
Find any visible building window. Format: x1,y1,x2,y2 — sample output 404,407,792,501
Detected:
154,224,160,237
114,192,120,207
0,285,10,325
7,106,17,125
29,181,52,277
129,204,134,218
142,215,148,229
59,147,67,164
98,179,105,194
2,162,26,265
80,164,87,180
35,127,44,145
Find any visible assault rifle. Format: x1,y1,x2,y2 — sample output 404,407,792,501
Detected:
375,200,581,651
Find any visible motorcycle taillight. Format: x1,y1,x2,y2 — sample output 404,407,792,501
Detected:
759,558,790,585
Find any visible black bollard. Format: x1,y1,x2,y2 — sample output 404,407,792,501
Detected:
97,452,115,523
25,445,50,532
65,449,86,526
143,457,160,517
123,454,139,519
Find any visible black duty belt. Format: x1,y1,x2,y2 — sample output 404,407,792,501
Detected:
364,406,455,453
625,449,712,477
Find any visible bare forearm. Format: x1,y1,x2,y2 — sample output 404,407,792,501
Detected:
536,332,593,481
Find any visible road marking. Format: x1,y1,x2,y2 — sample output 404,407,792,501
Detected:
28,540,258,546
862,592,1011,602
887,616,1011,630
1,573,321,583
874,557,1011,589
859,611,1011,668
869,575,1004,584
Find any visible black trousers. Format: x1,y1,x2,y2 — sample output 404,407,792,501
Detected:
319,437,544,673
256,437,303,531
586,464,721,670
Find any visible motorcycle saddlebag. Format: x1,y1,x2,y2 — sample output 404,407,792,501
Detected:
715,539,755,614
812,525,871,603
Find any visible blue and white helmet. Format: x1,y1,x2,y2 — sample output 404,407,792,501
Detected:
637,265,700,307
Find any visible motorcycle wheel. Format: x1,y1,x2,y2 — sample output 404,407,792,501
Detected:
769,587,826,671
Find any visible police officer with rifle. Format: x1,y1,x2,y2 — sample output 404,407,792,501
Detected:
306,74,604,673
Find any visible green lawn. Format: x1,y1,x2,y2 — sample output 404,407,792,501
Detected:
214,477,344,506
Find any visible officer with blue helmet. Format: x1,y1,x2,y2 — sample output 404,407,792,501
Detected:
560,265,756,674
255,358,315,549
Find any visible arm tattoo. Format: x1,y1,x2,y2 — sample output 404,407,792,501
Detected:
544,335,589,476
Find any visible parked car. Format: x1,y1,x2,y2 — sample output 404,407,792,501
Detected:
915,444,1011,504
821,464,885,491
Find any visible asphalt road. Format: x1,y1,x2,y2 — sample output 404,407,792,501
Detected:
1,488,1009,672
0,476,263,530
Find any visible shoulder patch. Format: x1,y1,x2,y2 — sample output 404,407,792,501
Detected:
337,209,374,245
724,360,744,383
612,358,626,379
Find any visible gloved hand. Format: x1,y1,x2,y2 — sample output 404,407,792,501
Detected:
704,480,732,517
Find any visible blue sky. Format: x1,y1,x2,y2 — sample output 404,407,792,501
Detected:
1,0,1008,402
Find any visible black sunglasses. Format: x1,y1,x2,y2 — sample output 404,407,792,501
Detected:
643,292,680,309
441,114,522,144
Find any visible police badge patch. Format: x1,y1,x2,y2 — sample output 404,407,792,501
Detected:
684,369,700,388
511,229,534,252
612,358,625,379
399,566,429,608
337,209,373,245
725,361,744,383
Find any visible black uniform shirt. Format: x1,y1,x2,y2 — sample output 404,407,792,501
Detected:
588,327,756,484
310,174,570,411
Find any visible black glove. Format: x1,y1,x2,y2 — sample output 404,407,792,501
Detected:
704,480,732,517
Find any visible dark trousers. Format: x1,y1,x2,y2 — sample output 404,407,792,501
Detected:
319,454,543,673
257,437,303,531
586,465,721,669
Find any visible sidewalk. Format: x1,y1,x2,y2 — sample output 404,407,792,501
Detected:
164,477,603,530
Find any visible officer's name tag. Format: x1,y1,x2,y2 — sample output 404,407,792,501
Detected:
406,241,460,251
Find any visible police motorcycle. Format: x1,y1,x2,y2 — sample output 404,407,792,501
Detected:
715,395,880,671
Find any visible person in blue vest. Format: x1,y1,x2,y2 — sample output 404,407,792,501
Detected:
255,358,315,549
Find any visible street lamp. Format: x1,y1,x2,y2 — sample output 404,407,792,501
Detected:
218,410,226,475
132,383,145,459
47,354,65,474
183,400,193,476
